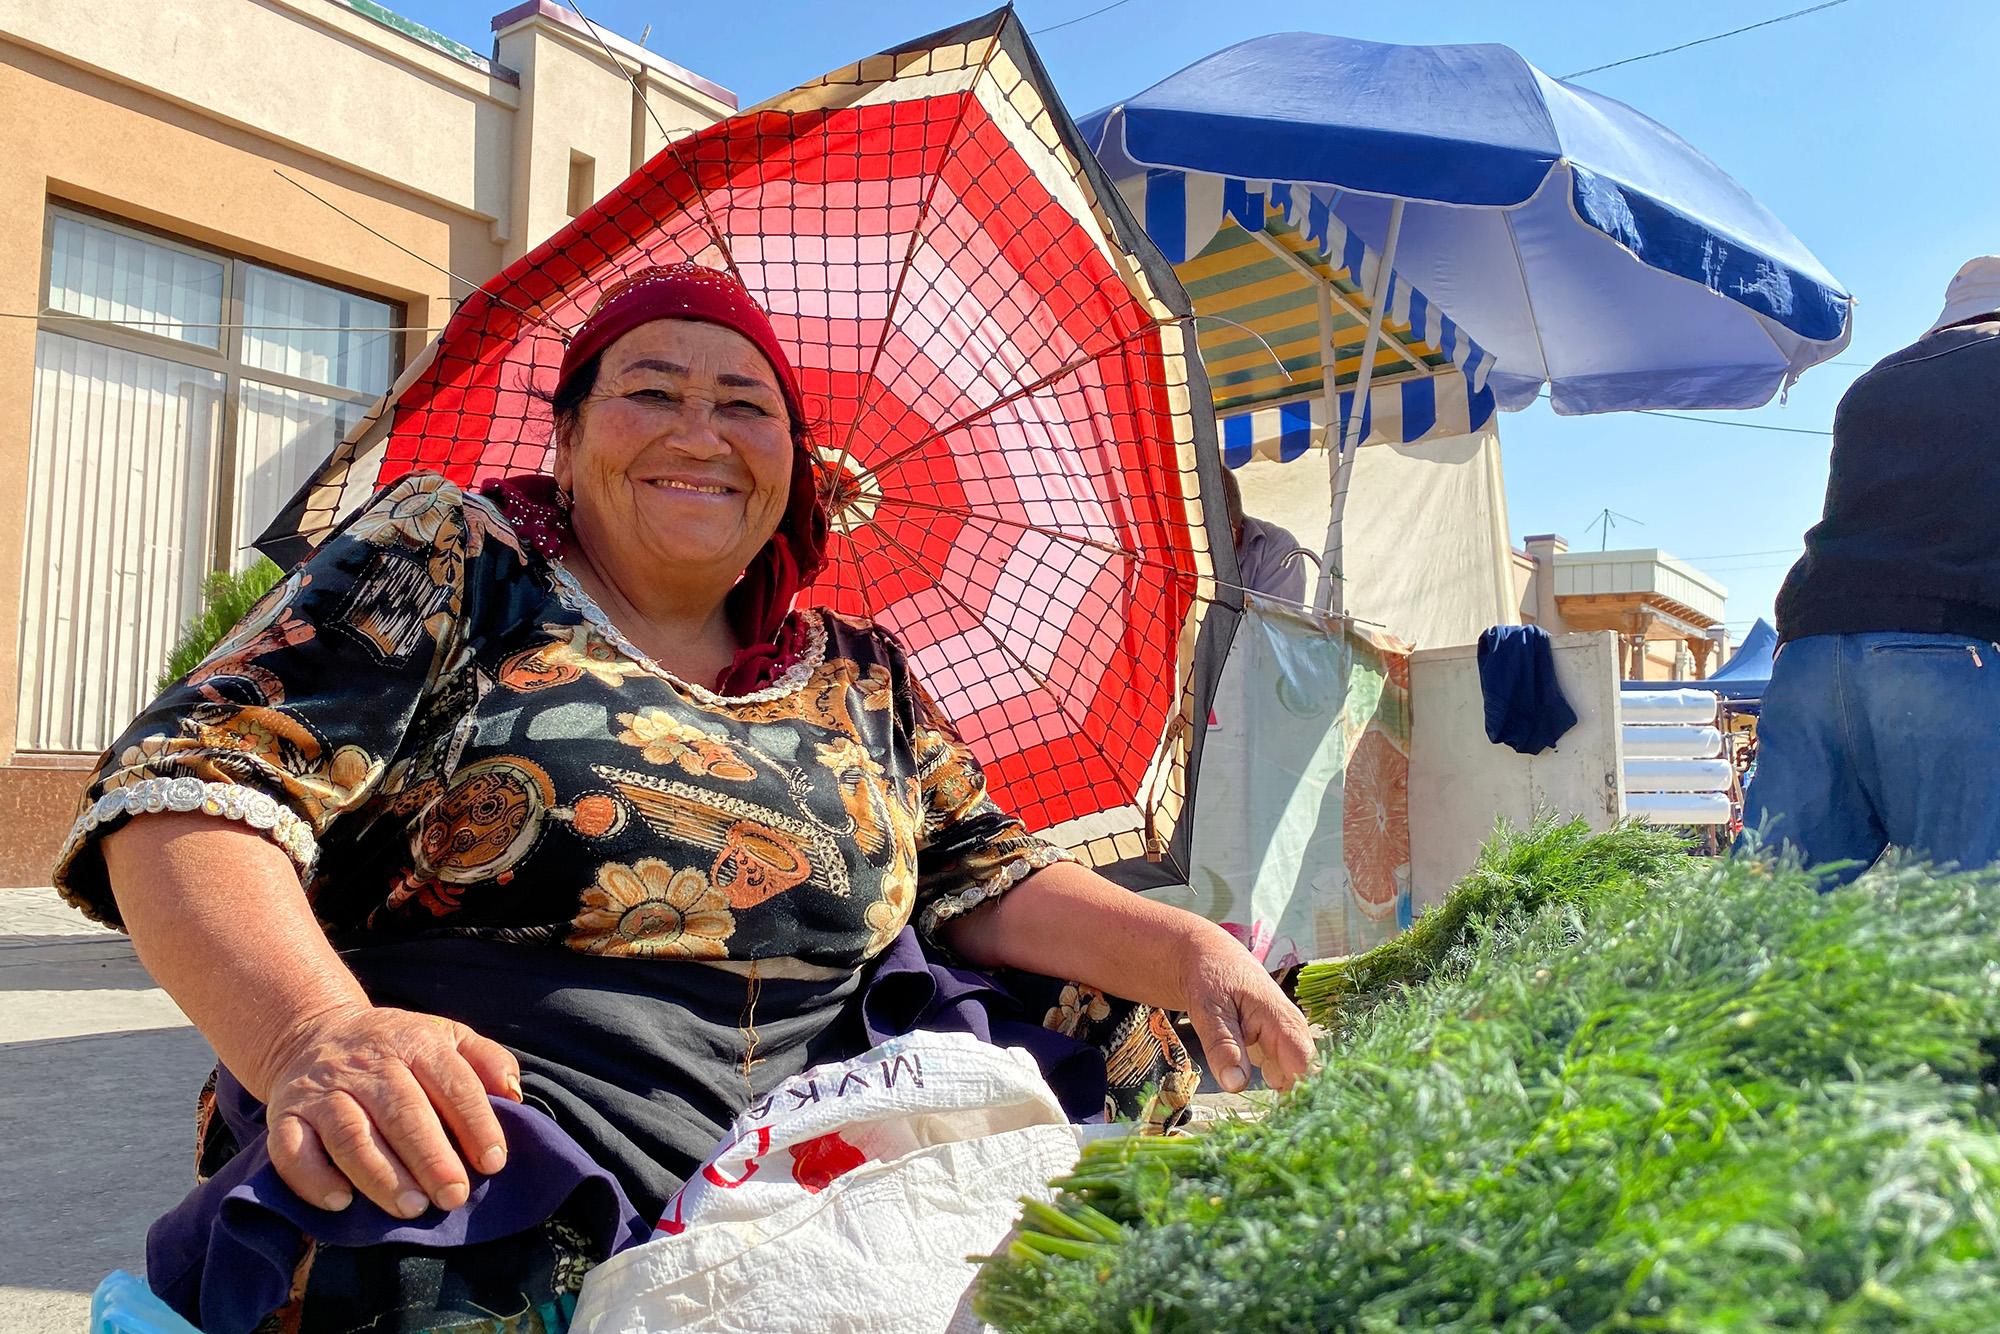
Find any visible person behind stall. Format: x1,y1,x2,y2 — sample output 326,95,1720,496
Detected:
1217,466,1308,604
1744,255,2000,881
55,264,1312,1327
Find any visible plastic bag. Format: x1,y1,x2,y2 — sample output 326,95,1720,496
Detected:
571,1031,1106,1334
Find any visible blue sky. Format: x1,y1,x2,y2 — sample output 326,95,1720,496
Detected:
398,0,1995,635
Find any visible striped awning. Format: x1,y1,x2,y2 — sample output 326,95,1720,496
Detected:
1217,376,1492,468
1114,169,1498,460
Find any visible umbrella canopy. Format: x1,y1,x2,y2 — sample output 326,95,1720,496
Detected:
257,9,1236,885
1114,171,1500,465
1082,34,1854,415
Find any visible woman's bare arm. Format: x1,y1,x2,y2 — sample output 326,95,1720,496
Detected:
102,813,520,1216
940,860,1314,1093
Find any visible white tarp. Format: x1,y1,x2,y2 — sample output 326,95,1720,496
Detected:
1233,427,1517,649
1624,758,1734,792
1620,689,1721,725
1627,791,1732,824
1623,725,1724,759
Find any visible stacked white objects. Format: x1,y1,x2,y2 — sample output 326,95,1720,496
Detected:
1620,689,1730,824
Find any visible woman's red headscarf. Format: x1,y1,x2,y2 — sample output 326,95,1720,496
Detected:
481,264,830,695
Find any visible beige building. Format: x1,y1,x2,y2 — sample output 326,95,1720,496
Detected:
0,0,734,883
1514,535,1731,682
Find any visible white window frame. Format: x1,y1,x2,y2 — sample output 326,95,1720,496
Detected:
35,203,404,569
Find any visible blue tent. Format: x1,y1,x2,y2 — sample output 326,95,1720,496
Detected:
1704,618,1777,699
1625,618,1776,709
1081,35,1853,416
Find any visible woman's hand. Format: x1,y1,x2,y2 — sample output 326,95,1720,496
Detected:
1176,929,1316,1094
943,860,1318,1095
261,1005,523,1218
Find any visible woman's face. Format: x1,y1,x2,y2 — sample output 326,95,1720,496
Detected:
555,319,794,598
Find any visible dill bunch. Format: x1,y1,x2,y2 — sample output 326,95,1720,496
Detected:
1295,814,1691,1025
978,854,2000,1333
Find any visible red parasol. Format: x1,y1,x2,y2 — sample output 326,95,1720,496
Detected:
257,9,1237,884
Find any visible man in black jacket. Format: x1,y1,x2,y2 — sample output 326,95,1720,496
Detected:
1744,256,2000,881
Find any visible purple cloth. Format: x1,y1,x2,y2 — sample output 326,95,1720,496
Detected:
863,927,1107,1121
146,1072,647,1334
142,929,1102,1331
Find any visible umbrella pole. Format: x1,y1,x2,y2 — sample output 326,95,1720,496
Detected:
1317,198,1404,616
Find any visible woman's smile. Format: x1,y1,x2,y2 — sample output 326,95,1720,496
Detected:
642,477,736,497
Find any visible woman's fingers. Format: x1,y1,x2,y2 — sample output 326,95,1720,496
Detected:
1241,990,1316,1090
370,1060,477,1212
455,1027,524,1105
261,1007,523,1218
308,1088,434,1218
268,1110,352,1212
1191,993,1252,1093
414,1029,511,1178
1179,933,1317,1094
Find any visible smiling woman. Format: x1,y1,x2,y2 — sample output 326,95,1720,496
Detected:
55,263,1311,1330
553,319,802,689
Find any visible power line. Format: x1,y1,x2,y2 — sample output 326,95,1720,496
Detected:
1033,0,1138,35
6,312,444,334
1693,560,1797,574
1563,0,1856,79
1680,546,1800,561
1632,408,1832,436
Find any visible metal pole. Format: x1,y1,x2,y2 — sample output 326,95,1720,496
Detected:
1311,281,1339,611
1243,227,1431,377
1317,198,1404,615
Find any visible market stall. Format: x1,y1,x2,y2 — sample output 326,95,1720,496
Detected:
1083,36,1851,936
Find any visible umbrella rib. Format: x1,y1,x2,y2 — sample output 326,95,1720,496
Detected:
1500,205,1557,395
852,534,1060,700
856,532,1160,824
872,493,1313,610
849,532,1137,785
869,491,1147,565
856,512,1184,808
855,317,1171,484
822,32,1005,484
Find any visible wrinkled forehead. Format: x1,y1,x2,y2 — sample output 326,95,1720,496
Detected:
599,318,783,390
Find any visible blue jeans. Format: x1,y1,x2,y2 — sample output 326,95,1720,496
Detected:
1741,631,2000,883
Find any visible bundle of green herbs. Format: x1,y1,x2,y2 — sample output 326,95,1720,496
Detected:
1294,814,1690,1024
978,852,2000,1332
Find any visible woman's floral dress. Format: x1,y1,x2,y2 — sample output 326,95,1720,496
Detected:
53,474,1194,1154
55,473,1068,967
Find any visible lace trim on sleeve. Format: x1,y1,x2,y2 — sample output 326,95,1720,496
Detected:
57,777,319,880
916,843,1071,939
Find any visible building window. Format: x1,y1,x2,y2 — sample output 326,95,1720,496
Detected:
567,150,597,218
18,206,401,754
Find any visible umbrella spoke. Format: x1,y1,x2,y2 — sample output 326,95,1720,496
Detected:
856,516,1184,828
859,494,1259,612
860,316,1175,484
870,491,1145,566
848,532,1145,801
824,32,1005,485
